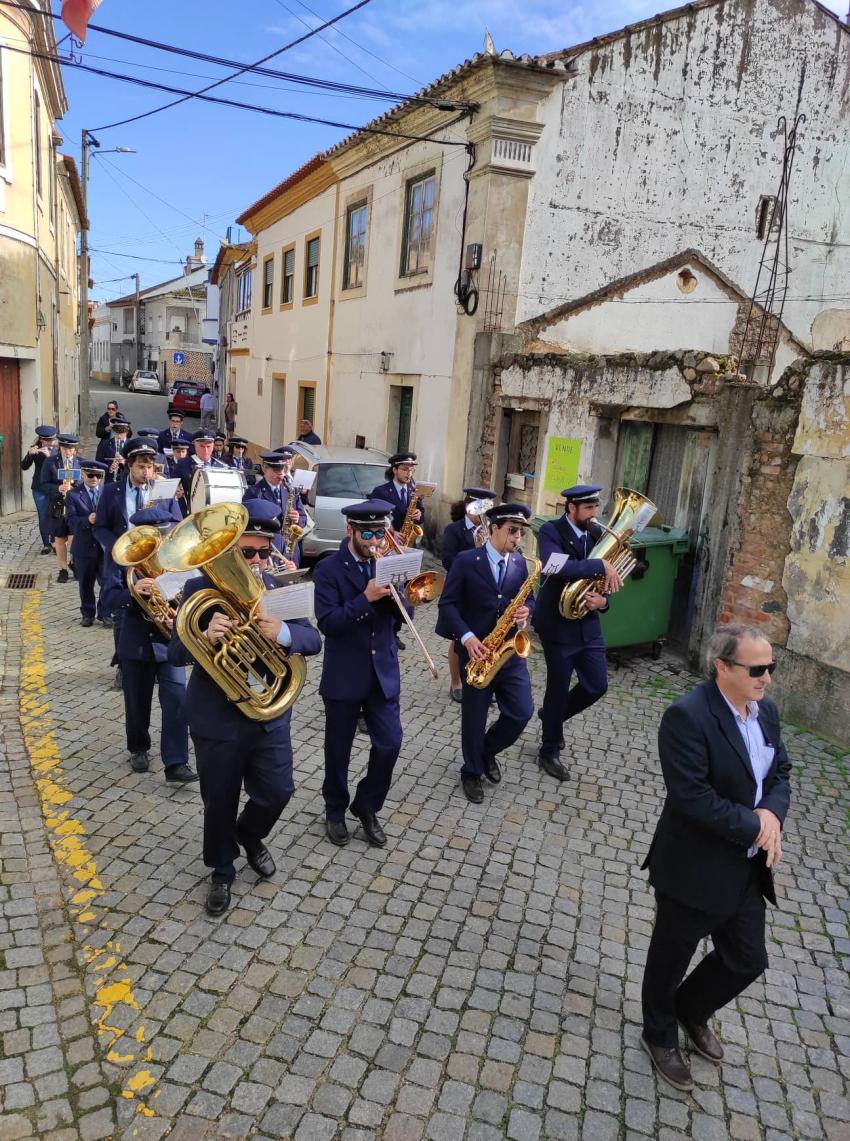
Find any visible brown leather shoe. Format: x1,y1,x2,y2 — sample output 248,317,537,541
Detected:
679,1018,724,1062
640,1034,694,1091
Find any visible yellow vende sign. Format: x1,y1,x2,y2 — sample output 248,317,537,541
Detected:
543,437,582,496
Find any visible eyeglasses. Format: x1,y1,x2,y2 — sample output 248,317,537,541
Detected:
725,660,777,677
239,545,272,560
83,472,104,479
356,528,386,541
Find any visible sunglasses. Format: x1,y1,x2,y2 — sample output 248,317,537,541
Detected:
506,526,525,535
725,660,777,677
355,528,386,541
83,471,104,479
239,545,272,560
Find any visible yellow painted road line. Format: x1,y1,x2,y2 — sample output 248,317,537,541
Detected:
18,592,159,1120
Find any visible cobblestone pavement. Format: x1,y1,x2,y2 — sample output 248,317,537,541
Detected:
1,511,849,1140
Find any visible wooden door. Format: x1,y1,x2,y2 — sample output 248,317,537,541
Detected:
0,358,22,514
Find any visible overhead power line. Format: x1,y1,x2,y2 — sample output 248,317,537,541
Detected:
89,248,186,264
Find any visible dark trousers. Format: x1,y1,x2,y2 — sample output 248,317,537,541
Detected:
121,658,188,768
323,685,402,821
459,650,533,779
193,719,294,879
32,489,51,546
641,865,768,1048
539,638,608,759
75,553,105,620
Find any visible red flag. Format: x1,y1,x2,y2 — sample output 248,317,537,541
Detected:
61,0,102,43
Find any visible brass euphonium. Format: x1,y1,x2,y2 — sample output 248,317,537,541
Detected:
157,502,306,722
112,525,175,639
558,487,661,620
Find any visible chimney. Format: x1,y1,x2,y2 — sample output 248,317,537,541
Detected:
195,237,204,261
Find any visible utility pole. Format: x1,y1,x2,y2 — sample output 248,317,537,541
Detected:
134,272,141,372
78,128,91,434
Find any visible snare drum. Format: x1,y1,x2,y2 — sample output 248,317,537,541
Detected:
190,468,246,513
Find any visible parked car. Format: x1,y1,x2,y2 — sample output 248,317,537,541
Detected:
288,443,391,561
167,381,208,417
128,369,161,394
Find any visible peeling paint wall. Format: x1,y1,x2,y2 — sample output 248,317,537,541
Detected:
520,0,850,349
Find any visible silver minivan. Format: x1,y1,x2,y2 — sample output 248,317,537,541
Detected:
289,443,391,561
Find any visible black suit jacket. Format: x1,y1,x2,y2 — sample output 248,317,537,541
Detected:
644,680,792,915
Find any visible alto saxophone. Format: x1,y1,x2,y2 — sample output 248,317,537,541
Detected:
466,555,541,689
399,481,423,546
281,474,315,559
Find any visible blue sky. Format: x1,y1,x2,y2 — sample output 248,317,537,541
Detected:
51,0,845,300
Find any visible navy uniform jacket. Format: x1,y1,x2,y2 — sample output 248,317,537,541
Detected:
436,547,535,644
66,487,105,560
227,455,257,486
441,518,476,571
157,428,193,453
532,517,609,646
102,568,172,663
168,571,321,739
313,540,400,702
40,455,81,503
243,478,307,525
370,480,425,534
21,447,54,491
644,681,792,915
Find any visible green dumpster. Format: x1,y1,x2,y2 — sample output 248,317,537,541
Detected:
529,517,689,655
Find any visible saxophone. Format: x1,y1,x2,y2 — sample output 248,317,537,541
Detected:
465,554,541,689
399,481,423,546
281,474,315,559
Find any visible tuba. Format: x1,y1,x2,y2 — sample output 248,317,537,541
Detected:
466,555,541,689
112,525,175,639
558,488,660,621
157,502,306,721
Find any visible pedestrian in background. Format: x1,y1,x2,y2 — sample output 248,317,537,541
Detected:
297,418,321,445
200,388,217,431
21,425,57,553
224,392,238,437
95,399,120,439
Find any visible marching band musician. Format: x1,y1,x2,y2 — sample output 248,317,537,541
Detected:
312,500,403,849
371,451,424,536
436,503,535,804
21,424,58,553
96,413,131,482
213,431,228,462
175,429,229,497
244,449,306,561
40,432,81,584
226,436,256,485
441,487,495,703
102,503,196,784
164,440,190,479
137,428,168,467
167,500,322,917
532,485,623,781
66,459,109,628
156,411,193,454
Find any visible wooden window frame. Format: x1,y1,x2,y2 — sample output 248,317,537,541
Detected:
297,380,317,425
400,170,436,278
280,243,295,310
343,200,369,292
303,231,321,306
261,253,275,313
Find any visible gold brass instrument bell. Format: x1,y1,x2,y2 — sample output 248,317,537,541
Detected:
112,525,176,639
157,502,306,721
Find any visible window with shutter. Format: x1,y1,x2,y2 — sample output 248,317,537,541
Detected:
281,246,295,306
262,255,274,310
305,236,320,300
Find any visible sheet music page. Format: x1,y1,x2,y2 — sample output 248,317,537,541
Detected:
542,553,569,575
259,582,316,622
150,477,180,500
156,570,201,600
413,481,437,499
374,550,424,586
292,468,316,491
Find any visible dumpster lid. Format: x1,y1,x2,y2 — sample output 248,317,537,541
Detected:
631,525,689,550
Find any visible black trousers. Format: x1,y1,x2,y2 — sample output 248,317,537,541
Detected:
322,686,402,822
121,658,188,768
539,637,607,760
641,863,768,1047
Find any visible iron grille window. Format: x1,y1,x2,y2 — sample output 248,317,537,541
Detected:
262,256,274,309
282,247,295,304
305,237,320,299
517,424,538,475
401,173,435,276
344,202,368,289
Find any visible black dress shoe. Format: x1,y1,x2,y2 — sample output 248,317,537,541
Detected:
237,825,276,877
449,687,462,703
640,1035,694,1091
326,819,350,846
483,754,501,784
352,809,386,848
396,637,406,651
40,545,52,555
165,764,199,784
538,754,569,781
80,616,94,627
462,776,484,804
130,751,150,773
205,879,232,917
57,569,69,583
679,1018,724,1062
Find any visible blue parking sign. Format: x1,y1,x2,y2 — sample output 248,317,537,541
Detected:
173,351,185,365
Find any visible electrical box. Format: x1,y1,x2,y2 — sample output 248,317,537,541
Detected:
465,243,483,271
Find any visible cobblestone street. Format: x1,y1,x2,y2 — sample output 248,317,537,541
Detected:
1,512,849,1141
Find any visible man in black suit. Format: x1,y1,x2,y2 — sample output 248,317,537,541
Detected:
640,623,792,1091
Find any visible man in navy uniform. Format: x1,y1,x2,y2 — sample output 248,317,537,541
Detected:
157,411,192,454
96,413,131,482
168,499,322,916
532,485,623,781
244,449,306,558
313,500,403,849
441,487,494,703
371,451,424,535
640,624,791,1092
227,436,256,486
437,503,535,803
137,429,167,466
164,440,190,479
102,502,197,784
175,429,229,497
66,459,109,627
21,424,58,553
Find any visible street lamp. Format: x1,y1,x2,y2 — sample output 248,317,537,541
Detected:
78,130,136,432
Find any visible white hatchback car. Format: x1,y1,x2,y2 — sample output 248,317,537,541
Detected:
128,369,161,394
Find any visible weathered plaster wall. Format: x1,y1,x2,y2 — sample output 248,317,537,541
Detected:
520,0,850,349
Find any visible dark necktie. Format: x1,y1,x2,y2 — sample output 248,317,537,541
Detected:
135,487,144,513
497,558,506,590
